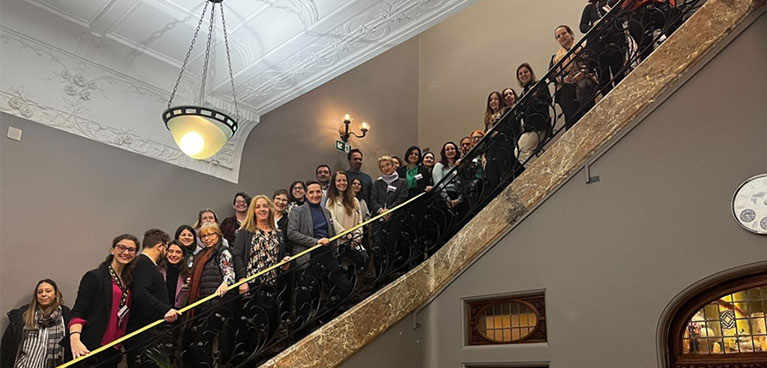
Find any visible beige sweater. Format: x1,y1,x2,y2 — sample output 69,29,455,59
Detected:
325,197,364,239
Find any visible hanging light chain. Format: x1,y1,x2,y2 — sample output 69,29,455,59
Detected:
167,0,210,109
198,3,217,106
219,3,240,122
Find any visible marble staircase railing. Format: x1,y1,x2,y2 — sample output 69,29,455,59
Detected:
259,0,767,366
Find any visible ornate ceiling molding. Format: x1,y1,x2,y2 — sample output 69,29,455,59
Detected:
238,0,474,114
0,27,257,183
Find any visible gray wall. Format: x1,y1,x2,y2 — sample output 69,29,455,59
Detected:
418,0,586,153
346,12,767,368
0,37,419,328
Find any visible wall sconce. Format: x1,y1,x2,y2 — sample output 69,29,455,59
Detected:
338,114,370,143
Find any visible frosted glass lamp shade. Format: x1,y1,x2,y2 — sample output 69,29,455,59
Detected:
163,106,238,160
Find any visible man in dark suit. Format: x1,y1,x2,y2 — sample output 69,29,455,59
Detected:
288,181,352,331
125,229,179,368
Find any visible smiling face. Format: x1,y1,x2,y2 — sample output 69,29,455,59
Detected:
306,183,323,205
334,173,348,192
36,282,56,308
488,93,501,112
112,238,138,266
254,197,271,223
471,131,485,147
422,153,435,167
379,159,395,176
178,229,195,247
349,152,363,171
555,26,574,49
291,183,305,201
503,89,517,106
460,138,472,154
200,230,220,248
518,66,532,86
201,211,216,225
273,193,288,213
316,166,331,184
444,143,457,160
407,148,420,165
166,243,185,265
233,195,248,214
351,178,363,195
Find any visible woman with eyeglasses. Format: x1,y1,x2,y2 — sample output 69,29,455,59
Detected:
67,234,139,367
2,279,71,368
272,189,290,232
220,192,252,246
185,222,235,366
287,180,306,216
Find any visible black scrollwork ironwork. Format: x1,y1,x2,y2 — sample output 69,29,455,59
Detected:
76,1,705,367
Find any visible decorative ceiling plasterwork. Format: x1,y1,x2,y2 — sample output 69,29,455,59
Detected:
238,0,472,113
0,28,256,183
1,0,475,182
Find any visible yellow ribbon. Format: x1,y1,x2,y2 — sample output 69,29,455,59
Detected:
58,192,426,368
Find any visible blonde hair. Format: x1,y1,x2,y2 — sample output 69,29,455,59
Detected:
199,222,223,237
240,195,276,233
23,279,63,329
378,155,394,168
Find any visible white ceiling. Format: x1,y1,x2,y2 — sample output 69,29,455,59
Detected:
0,0,475,181
3,0,475,114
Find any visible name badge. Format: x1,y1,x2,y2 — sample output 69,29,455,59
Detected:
415,173,423,180
387,185,397,192
117,305,129,327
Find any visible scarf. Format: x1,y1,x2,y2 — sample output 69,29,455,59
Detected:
381,171,399,185
40,308,65,368
17,307,65,368
187,245,216,306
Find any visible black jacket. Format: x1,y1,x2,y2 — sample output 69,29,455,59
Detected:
396,165,433,197
369,178,409,215
127,254,171,332
232,229,287,281
1,304,72,368
69,264,116,350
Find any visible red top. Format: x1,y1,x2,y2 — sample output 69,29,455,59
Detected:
68,281,132,349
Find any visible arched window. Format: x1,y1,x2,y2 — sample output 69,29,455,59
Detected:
668,272,767,367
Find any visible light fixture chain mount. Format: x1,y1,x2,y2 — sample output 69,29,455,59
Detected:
167,0,209,109
198,3,217,106
219,3,239,122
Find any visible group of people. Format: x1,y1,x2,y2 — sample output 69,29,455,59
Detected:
2,1,682,367
1,147,443,368
476,0,678,169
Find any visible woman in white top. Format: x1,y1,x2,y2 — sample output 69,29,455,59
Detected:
431,141,462,209
326,171,363,246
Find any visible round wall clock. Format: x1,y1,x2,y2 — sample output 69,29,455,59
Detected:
732,173,767,235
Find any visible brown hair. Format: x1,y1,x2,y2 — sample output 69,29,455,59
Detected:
327,171,358,216
23,279,64,329
484,90,504,127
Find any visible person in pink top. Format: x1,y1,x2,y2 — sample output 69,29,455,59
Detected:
68,234,139,367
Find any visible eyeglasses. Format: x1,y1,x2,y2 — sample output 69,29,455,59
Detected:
234,200,248,205
116,244,137,254
200,233,218,239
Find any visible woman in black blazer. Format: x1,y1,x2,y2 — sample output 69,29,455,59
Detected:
68,234,139,368
396,146,433,198
370,155,409,278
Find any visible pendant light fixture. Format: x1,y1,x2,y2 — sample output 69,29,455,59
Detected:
163,0,239,160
